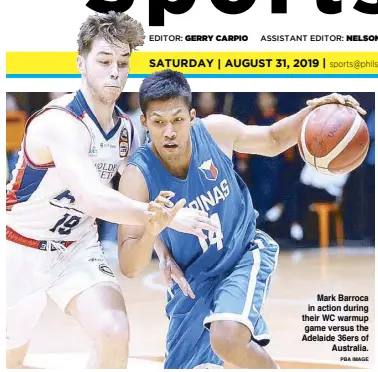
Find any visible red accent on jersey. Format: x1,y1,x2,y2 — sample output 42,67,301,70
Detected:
6,226,74,249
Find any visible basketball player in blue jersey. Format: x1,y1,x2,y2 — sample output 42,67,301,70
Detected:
6,16,216,369
118,70,364,369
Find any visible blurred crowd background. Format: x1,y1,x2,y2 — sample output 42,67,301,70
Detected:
6,92,375,250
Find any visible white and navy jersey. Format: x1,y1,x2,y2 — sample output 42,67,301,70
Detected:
6,90,139,241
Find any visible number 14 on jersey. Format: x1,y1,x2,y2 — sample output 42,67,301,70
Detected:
198,213,224,252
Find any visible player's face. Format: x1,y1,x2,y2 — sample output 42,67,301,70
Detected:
78,38,130,105
142,98,196,162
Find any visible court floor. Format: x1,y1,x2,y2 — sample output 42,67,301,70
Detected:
22,246,375,369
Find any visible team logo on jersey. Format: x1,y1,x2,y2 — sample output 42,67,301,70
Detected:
199,159,218,181
119,127,129,158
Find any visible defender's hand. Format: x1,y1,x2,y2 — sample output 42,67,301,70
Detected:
146,191,186,236
307,93,366,115
169,208,219,240
160,256,195,299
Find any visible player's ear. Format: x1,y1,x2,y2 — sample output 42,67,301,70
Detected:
76,55,86,75
140,114,147,129
190,108,196,124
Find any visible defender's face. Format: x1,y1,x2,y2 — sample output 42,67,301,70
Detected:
79,38,130,104
142,98,196,162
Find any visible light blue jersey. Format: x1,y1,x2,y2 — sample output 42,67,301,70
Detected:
129,118,279,369
129,118,257,278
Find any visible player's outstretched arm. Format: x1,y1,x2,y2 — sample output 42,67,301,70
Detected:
118,164,219,277
203,93,364,158
155,237,195,299
118,164,182,277
27,109,150,225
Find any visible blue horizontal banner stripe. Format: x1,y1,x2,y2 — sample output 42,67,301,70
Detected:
6,74,378,79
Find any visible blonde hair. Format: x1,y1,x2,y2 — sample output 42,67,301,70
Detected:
78,11,145,55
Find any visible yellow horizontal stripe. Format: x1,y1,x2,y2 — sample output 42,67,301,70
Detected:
6,52,378,75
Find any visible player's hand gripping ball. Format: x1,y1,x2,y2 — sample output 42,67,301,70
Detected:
299,94,369,174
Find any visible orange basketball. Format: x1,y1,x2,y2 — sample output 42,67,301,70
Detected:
298,104,370,174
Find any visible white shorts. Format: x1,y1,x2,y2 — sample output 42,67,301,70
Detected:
6,229,119,350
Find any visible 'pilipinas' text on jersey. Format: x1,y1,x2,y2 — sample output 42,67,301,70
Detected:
129,119,257,278
6,90,139,241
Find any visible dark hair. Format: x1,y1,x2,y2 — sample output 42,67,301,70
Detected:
139,70,192,114
78,11,145,55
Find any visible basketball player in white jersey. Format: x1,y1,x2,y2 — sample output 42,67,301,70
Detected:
6,12,217,369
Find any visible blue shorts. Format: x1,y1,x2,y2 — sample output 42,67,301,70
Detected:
164,230,279,369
